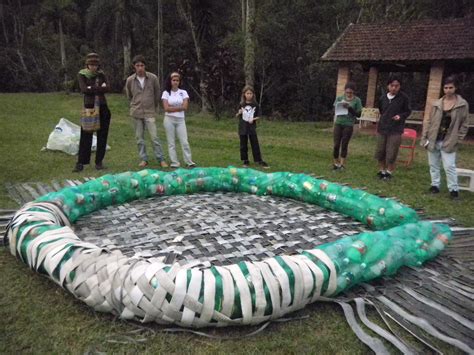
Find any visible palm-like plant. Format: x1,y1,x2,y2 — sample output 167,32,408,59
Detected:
86,0,151,80
41,0,75,92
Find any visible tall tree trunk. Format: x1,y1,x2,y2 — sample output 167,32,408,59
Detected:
120,0,132,80
122,18,132,80
243,0,255,87
123,34,132,79
58,18,68,93
11,1,27,73
177,0,211,113
157,0,163,94
241,0,246,33
0,3,9,44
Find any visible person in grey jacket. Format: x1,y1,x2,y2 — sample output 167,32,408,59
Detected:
421,75,469,199
125,55,168,168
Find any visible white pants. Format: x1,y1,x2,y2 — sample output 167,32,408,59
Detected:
428,140,458,192
163,115,193,166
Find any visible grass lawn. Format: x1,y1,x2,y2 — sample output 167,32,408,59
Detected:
0,92,473,353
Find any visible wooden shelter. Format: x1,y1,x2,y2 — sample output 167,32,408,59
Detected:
321,17,474,121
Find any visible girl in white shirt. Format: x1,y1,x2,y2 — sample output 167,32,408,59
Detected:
161,72,196,168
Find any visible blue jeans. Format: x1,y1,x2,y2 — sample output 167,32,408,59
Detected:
428,141,458,192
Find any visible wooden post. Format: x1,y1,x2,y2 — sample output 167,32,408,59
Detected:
424,61,444,121
366,66,378,108
336,64,350,97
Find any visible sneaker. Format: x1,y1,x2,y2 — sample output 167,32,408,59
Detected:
258,161,270,169
170,163,180,168
243,160,250,167
95,163,106,170
377,171,385,179
382,172,392,181
429,186,440,194
187,162,197,168
72,163,83,173
450,190,459,199
333,164,340,171
138,161,148,168
160,161,169,168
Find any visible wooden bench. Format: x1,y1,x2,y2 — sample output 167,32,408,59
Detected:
468,113,474,128
405,110,424,125
406,112,474,127
358,109,474,129
358,107,379,128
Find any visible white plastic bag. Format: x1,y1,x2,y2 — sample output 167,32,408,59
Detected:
43,118,110,155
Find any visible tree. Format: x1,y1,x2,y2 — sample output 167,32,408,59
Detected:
243,0,255,87
41,0,74,93
87,0,150,81
157,0,163,94
176,0,212,112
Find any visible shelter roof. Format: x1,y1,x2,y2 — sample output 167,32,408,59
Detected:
321,17,474,62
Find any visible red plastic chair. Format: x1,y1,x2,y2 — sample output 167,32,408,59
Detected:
398,128,417,167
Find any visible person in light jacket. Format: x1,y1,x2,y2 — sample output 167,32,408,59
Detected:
421,75,469,199
125,55,168,168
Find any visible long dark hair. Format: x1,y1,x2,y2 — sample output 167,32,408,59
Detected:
240,85,257,106
164,72,181,94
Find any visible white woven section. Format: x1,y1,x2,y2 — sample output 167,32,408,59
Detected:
6,202,338,327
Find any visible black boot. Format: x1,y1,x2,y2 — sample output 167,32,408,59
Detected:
72,163,84,173
95,162,106,170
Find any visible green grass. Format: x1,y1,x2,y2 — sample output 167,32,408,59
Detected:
0,92,473,353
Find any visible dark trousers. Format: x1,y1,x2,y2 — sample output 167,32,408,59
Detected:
240,134,262,162
333,124,354,159
374,133,402,165
78,105,111,165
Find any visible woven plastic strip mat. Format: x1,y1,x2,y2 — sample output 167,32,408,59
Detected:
74,193,368,265
4,167,473,353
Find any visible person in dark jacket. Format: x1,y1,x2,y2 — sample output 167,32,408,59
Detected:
73,53,111,172
374,76,411,180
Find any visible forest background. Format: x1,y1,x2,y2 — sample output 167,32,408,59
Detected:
1,0,473,120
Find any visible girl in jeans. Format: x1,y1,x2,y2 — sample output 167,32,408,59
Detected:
421,75,469,199
332,82,362,170
161,72,196,168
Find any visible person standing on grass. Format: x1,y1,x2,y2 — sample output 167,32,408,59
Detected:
375,76,411,180
161,72,196,168
235,85,269,168
332,82,362,170
73,53,111,173
421,75,469,200
125,55,168,169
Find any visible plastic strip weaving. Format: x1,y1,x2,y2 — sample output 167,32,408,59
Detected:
4,167,452,327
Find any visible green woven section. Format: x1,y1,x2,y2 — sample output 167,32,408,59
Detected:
37,167,419,227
